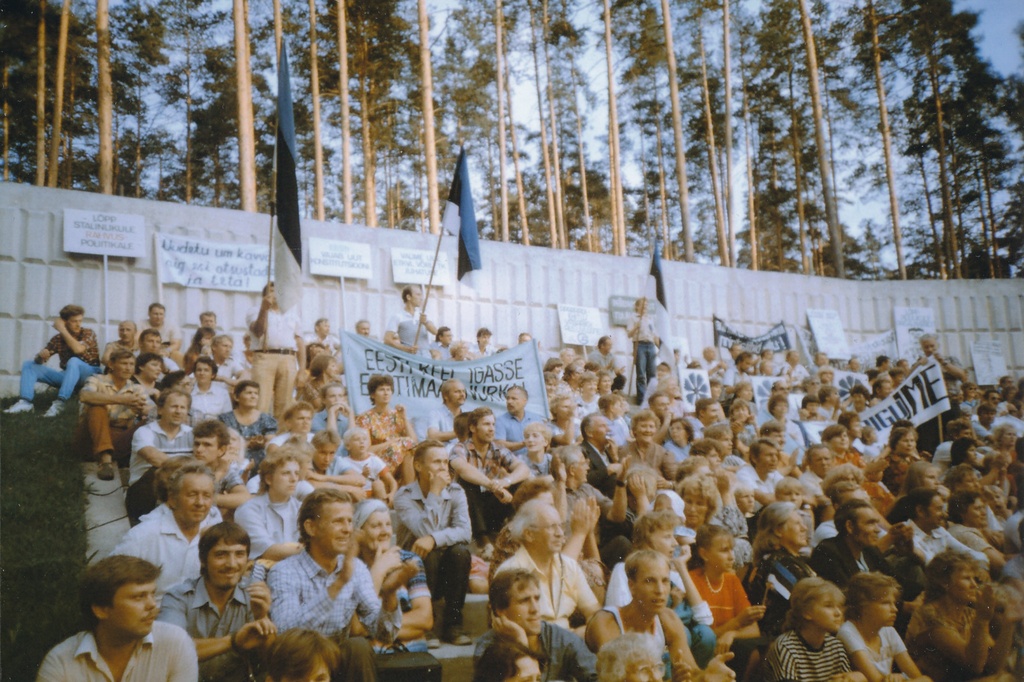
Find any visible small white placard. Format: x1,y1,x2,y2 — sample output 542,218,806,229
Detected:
557,304,605,347
391,248,450,286
893,306,936,360
806,308,850,359
63,209,146,257
309,238,372,280
971,339,1007,386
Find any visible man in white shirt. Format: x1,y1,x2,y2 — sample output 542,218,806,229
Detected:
425,378,467,446
384,285,436,356
246,283,304,419
905,487,989,568
36,555,198,682
304,318,341,357
138,302,183,356
210,335,247,389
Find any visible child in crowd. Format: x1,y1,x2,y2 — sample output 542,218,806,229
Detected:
304,430,368,498
332,427,394,502
521,422,554,476
763,578,856,682
265,401,315,457
800,394,823,422
860,425,881,461
838,574,930,682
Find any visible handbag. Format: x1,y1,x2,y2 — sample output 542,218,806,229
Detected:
374,642,442,682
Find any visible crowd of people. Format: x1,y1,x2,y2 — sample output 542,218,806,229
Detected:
12,284,1024,682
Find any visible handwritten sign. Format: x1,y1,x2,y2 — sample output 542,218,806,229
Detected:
158,233,268,291
609,295,639,327
557,304,605,346
893,306,935,361
63,209,146,257
806,308,849,359
971,339,1007,386
309,238,372,280
713,317,791,352
860,359,949,440
391,248,450,286
849,330,898,368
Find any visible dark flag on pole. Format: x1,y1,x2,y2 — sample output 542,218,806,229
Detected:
646,240,675,366
442,147,481,281
274,44,303,312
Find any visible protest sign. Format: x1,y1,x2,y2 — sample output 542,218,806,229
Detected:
799,421,828,446
609,295,639,327
806,309,850,359
340,332,548,434
308,238,372,279
750,376,776,409
678,368,711,412
793,325,817,367
833,369,869,402
712,317,791,352
391,248,450,285
158,233,267,291
893,307,935,360
557,304,604,346
64,209,146,257
971,339,1007,386
859,360,949,439
993,415,1024,437
849,330,898,368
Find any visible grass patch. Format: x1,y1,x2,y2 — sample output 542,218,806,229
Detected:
1,395,88,682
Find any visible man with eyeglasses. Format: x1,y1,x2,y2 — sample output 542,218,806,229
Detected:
475,568,598,682
493,501,600,637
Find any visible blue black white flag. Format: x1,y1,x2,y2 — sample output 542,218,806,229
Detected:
646,241,675,366
274,44,302,312
442,147,481,281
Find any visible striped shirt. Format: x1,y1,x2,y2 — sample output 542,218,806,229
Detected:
129,422,194,485
764,631,851,682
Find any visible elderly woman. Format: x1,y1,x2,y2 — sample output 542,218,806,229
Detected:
623,409,676,488
351,499,433,651
906,550,1024,682
587,550,735,682
604,511,718,668
743,501,815,640
679,474,752,570
355,374,418,485
596,632,665,682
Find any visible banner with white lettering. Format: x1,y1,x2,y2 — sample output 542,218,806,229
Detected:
859,359,950,440
806,309,850,359
340,331,548,432
849,330,898,369
556,304,604,346
971,339,1007,386
158,233,268,291
712,317,791,352
893,307,935,361
678,369,711,412
64,209,147,257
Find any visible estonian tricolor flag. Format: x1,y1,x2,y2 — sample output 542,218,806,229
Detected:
442,147,481,281
646,240,676,366
274,44,303,312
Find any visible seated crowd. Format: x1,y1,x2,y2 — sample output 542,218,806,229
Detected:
16,292,1024,682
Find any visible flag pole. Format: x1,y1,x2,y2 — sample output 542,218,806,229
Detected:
414,145,461,349
267,50,281,290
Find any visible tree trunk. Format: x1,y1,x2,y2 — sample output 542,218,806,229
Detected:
336,0,353,223
981,155,1001,277
923,42,959,278
973,166,994,278
308,0,324,220
658,0,693,261
698,29,729,266
2,59,9,181
739,33,757,270
527,0,559,248
722,0,735,260
35,0,46,185
233,0,257,211
796,0,843,277
567,51,592,252
788,64,810,275
48,0,71,187
417,0,440,234
97,0,113,194
866,0,904,279
360,70,376,226
494,0,510,242
540,0,567,249
916,152,946,279
504,51,530,246
603,0,625,255
653,99,671,258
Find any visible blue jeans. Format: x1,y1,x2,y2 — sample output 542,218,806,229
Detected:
635,341,657,402
19,357,101,401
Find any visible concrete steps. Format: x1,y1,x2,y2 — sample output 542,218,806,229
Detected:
82,463,131,564
432,593,489,680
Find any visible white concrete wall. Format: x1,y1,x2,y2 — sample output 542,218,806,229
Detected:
1,183,1022,396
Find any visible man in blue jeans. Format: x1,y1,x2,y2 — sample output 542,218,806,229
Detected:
6,304,101,417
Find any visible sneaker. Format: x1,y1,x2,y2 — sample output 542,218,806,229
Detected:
426,635,441,650
443,630,472,646
97,461,117,481
43,400,66,417
5,399,34,414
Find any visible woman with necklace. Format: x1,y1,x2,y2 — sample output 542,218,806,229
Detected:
218,380,277,471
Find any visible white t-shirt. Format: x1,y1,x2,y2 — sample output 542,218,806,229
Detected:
837,621,906,676
333,455,389,491
245,307,301,350
735,465,784,502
